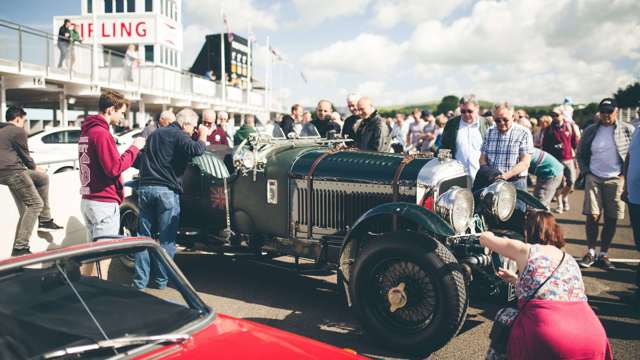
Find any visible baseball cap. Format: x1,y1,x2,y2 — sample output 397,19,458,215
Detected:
563,96,573,105
598,98,617,112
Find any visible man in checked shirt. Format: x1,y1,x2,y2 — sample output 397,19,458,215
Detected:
479,102,533,208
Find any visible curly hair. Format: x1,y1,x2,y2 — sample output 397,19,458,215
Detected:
525,210,565,249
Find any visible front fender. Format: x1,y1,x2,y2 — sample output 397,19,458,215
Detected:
516,189,546,210
345,202,454,242
338,203,454,293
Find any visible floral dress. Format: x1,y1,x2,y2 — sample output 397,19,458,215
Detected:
487,245,589,360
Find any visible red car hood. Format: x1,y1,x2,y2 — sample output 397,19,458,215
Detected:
135,313,366,360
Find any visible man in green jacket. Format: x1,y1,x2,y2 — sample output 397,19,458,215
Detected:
234,114,257,145
438,95,491,181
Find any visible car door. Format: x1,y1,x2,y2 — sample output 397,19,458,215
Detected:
40,129,81,158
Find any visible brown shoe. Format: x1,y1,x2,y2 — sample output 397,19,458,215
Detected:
597,255,616,270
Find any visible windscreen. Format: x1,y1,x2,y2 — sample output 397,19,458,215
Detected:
0,247,206,359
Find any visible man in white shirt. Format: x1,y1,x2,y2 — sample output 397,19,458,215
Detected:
577,98,635,270
438,95,491,181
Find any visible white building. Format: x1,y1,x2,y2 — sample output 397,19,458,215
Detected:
54,0,182,70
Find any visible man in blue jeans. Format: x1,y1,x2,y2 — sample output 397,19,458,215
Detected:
133,108,207,290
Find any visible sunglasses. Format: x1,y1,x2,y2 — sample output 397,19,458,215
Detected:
494,117,511,123
550,113,560,118
203,121,213,125
600,109,614,115
460,109,474,114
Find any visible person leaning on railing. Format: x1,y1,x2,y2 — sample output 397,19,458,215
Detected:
56,19,70,69
0,106,63,257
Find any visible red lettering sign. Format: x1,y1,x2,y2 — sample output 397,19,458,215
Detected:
121,22,132,37
136,22,147,37
63,19,149,40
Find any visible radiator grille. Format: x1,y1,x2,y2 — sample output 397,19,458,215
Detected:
295,184,414,234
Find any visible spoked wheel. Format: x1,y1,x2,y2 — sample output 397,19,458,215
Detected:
350,231,467,357
367,258,437,333
118,199,139,269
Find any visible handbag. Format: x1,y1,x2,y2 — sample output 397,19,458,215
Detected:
488,252,566,355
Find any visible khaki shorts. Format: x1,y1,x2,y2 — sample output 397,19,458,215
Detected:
562,159,577,190
582,174,625,219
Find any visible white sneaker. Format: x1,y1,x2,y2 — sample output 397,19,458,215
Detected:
554,204,564,214
563,198,570,211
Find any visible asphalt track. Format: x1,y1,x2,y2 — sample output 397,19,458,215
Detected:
170,190,640,359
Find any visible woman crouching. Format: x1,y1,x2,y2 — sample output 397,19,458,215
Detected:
481,211,612,360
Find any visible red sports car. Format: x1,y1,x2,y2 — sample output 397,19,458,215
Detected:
0,238,367,360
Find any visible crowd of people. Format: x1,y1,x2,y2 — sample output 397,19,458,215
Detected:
272,93,639,305
1,88,638,358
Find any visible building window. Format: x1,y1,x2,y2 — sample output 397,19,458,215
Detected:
115,0,124,12
145,0,152,11
104,0,113,13
127,0,135,12
145,45,154,63
87,0,93,13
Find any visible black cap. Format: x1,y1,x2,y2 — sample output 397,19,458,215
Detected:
421,110,432,119
598,98,617,112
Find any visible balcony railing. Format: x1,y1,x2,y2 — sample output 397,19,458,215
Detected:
0,18,282,113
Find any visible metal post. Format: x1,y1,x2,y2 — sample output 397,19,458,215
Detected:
60,91,68,127
0,77,6,122
45,35,50,76
220,31,227,102
138,100,146,128
18,25,23,72
107,50,112,86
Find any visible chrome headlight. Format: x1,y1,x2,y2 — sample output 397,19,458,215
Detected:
480,180,517,222
436,186,474,234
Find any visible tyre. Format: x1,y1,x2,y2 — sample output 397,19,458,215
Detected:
118,198,139,269
350,231,468,357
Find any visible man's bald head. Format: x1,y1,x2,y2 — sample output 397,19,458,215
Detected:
316,100,333,121
202,109,216,127
356,96,375,119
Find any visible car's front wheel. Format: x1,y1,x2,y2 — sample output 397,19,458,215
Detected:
349,231,468,357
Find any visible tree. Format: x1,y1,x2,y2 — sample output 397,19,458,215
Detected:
613,82,640,108
573,102,599,129
436,95,459,115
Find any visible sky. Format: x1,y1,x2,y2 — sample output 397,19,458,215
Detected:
3,0,640,109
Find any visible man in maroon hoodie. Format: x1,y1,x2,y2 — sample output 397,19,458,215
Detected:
78,90,145,241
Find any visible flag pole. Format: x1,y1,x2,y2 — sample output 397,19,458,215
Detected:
265,36,271,116
247,23,253,92
220,6,227,105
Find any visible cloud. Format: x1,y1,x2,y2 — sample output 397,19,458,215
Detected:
182,24,212,68
372,0,470,29
356,81,385,100
291,0,372,27
301,33,407,73
184,0,280,31
403,0,640,105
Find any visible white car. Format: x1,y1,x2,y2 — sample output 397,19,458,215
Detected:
28,127,142,175
28,127,81,174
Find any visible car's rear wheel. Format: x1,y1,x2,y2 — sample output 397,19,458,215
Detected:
350,231,467,357
119,199,139,269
